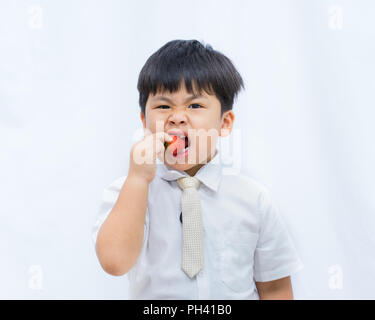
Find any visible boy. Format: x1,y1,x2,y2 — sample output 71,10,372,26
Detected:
92,39,304,299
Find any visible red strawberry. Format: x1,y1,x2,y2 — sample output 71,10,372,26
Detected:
164,135,178,149
164,135,186,157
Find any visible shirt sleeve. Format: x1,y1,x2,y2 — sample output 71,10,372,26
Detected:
91,175,149,248
253,187,304,282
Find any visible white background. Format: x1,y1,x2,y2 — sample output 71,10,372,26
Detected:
1,0,374,299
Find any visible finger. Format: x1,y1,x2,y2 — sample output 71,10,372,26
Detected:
155,131,173,143
155,133,173,156
154,136,167,155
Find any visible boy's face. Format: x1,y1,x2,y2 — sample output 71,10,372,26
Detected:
141,80,234,175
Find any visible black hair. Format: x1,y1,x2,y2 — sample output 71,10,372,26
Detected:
137,39,245,117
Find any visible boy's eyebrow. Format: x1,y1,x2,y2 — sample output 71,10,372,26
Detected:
151,94,207,104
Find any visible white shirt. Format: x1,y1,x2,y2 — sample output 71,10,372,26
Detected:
92,148,304,299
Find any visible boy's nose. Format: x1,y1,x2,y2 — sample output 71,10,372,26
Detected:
168,112,187,125
169,119,186,125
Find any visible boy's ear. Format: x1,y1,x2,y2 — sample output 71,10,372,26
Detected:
220,110,235,137
140,111,146,129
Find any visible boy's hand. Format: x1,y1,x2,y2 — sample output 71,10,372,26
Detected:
128,131,173,184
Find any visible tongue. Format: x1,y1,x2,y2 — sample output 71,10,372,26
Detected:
168,136,185,157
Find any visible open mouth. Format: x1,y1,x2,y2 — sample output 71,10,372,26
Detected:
166,129,192,157
183,136,190,150
174,136,190,156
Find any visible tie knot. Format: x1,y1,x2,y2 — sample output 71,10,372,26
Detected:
177,176,200,190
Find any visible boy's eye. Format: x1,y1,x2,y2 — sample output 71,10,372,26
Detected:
188,103,202,109
156,104,202,109
156,105,170,109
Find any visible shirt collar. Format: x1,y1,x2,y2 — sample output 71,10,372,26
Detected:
155,148,222,192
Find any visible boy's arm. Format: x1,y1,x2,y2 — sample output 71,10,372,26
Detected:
95,174,149,276
255,276,294,300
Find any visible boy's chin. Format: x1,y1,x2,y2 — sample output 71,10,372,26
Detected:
163,160,197,171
